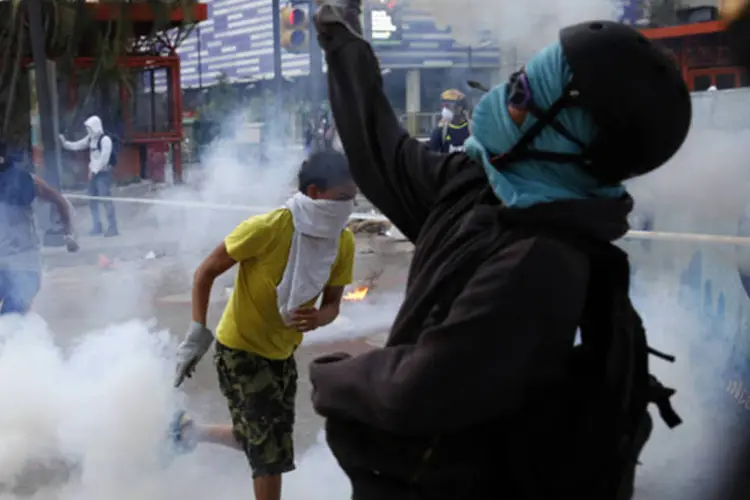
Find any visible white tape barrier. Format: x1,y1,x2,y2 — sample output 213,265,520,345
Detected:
64,193,390,221
64,193,750,247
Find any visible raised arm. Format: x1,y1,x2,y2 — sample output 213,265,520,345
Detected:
315,4,447,241
58,134,89,152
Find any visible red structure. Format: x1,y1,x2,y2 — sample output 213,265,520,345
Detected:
60,3,207,184
641,21,749,91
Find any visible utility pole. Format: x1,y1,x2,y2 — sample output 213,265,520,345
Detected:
308,0,323,111
269,0,283,153
197,25,203,90
272,0,283,114
27,0,59,190
28,0,65,246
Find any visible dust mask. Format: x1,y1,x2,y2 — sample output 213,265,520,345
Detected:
441,107,454,122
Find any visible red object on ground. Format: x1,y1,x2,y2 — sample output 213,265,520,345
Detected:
97,254,114,269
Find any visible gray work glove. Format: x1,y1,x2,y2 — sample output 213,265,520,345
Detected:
174,321,214,388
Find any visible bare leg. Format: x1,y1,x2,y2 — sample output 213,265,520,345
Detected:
184,423,244,451
254,475,282,500
178,420,283,500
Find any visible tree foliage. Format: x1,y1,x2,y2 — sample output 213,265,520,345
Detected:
0,0,199,144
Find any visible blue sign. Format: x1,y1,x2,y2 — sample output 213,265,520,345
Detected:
372,7,500,69
619,0,650,27
178,0,310,88
177,0,501,87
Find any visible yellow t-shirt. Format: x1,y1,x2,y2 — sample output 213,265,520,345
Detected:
215,208,355,360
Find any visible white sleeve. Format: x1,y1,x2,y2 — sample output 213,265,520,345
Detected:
61,136,90,152
90,136,112,174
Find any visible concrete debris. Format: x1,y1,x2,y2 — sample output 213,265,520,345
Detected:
143,250,167,260
347,219,391,234
385,225,407,241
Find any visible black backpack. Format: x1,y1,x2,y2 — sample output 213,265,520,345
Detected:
96,134,119,168
555,239,682,498
324,201,681,499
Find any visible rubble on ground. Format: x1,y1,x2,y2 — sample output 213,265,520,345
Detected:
347,219,390,234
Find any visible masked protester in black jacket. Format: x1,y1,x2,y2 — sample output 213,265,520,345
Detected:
309,3,691,499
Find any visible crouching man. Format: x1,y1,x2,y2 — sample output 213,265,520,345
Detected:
171,150,357,500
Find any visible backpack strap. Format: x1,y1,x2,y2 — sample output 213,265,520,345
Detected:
648,375,682,429
558,234,682,433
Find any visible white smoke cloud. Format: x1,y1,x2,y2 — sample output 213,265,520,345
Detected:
403,0,622,68
0,314,357,500
15,2,750,499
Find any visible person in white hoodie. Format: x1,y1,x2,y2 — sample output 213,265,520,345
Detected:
59,115,118,237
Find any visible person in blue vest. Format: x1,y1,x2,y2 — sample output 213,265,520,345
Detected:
0,142,78,316
427,88,471,153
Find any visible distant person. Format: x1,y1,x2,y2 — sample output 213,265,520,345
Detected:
58,115,119,237
318,101,336,151
170,151,356,500
303,113,316,155
427,88,471,153
0,143,78,316
306,102,336,154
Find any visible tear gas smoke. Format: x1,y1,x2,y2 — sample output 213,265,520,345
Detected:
622,88,750,498
13,5,750,498
403,0,622,70
3,104,404,499
0,314,356,500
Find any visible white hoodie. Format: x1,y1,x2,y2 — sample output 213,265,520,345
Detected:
59,115,112,175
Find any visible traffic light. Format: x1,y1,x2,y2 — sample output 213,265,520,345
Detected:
280,5,309,53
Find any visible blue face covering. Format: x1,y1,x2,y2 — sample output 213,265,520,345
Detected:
465,42,626,209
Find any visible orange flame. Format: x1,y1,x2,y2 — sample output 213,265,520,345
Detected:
344,286,369,302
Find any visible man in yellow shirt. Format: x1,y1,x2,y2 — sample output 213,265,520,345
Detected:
171,151,357,500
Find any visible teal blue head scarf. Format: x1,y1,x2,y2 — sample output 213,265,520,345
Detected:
465,42,626,208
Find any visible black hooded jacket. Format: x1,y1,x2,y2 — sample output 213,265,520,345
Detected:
309,21,642,498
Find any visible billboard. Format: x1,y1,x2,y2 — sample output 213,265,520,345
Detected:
177,0,310,88
369,3,500,69
618,0,651,27
177,0,501,87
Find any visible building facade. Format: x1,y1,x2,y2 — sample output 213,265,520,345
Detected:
177,0,501,88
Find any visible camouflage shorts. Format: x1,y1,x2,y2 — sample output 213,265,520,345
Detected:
214,342,297,478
